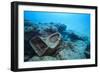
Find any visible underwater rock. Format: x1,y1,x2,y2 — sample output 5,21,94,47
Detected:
38,24,58,37
57,49,82,60
66,30,84,42
24,20,41,61
29,56,57,61
24,55,31,62
84,43,90,58
24,20,38,32
24,21,90,61
61,31,69,41
41,56,57,61
29,56,41,61
24,30,40,61
57,40,87,60
54,23,67,33
44,25,58,33
24,40,37,61
24,22,40,41
73,40,87,54
24,31,39,41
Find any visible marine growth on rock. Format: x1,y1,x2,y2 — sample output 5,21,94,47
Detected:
24,20,90,62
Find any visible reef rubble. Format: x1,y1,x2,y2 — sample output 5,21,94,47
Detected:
24,21,90,61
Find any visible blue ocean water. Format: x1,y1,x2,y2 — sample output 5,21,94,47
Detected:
24,11,90,37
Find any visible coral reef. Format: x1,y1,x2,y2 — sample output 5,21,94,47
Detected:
24,20,90,62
